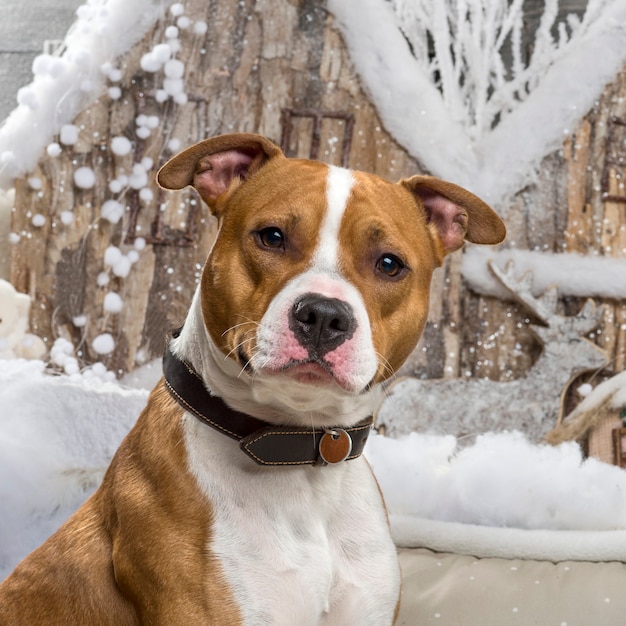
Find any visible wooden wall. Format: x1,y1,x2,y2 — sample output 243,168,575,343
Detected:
9,0,626,393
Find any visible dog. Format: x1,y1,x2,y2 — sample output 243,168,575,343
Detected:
0,133,505,624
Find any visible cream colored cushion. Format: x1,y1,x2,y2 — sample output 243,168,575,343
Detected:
397,547,626,625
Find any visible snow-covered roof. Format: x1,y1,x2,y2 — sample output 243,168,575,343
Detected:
0,0,166,189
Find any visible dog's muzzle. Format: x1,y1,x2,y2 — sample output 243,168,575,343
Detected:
289,293,357,357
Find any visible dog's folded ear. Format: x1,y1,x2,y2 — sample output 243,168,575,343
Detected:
157,133,283,210
401,175,506,255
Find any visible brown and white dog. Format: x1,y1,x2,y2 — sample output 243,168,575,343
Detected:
0,133,505,625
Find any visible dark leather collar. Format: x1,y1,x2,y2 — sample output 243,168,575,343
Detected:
162,337,373,466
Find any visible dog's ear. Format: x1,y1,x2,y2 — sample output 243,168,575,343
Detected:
157,133,283,210
401,175,506,255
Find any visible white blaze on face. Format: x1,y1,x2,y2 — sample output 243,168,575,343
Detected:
313,165,355,272
253,165,379,407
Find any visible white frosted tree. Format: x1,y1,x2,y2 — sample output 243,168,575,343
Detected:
329,0,626,203
391,0,605,140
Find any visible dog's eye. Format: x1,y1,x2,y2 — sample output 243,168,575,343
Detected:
376,254,405,278
257,227,285,250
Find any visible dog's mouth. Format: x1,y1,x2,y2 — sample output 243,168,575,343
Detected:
237,346,343,387
280,360,336,385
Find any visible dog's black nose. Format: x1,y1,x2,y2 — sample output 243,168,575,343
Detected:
290,294,356,356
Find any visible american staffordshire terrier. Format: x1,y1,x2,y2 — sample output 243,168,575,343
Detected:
0,133,505,625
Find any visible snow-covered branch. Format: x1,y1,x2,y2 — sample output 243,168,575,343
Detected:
330,0,626,202
390,0,607,140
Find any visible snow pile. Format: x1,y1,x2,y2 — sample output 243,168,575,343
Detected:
0,0,165,189
0,359,148,579
463,246,626,300
366,430,626,531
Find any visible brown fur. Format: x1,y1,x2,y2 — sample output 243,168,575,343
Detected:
201,159,441,385
0,383,242,625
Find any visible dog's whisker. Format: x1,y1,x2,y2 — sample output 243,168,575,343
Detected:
237,348,263,379
224,330,256,360
375,352,395,379
221,318,259,337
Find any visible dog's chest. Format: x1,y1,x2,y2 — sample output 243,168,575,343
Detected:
183,415,399,626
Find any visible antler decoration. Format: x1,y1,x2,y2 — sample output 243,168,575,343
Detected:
487,259,555,326
488,259,604,346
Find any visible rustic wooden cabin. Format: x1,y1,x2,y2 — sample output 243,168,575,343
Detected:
5,0,626,442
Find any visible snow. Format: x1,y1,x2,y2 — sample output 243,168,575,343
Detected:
193,20,208,35
73,166,96,189
164,58,185,79
463,246,626,300
139,187,154,202
92,333,115,354
111,255,132,278
108,86,122,100
59,124,79,146
108,178,124,193
101,199,125,223
0,359,148,579
110,136,133,156
165,26,180,39
104,244,122,266
46,143,62,158
368,429,626,532
168,137,182,152
72,314,87,327
50,338,81,375
0,0,165,189
170,3,185,18
567,370,626,420
129,163,149,189
31,214,46,228
136,126,152,140
141,43,173,73
103,291,123,313
107,68,123,83
328,0,626,205
27,177,42,191
2,357,626,579
97,271,110,287
8,0,626,206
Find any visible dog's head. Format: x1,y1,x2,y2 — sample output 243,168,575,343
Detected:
158,133,505,421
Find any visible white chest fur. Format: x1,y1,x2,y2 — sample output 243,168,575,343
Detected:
183,414,400,626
